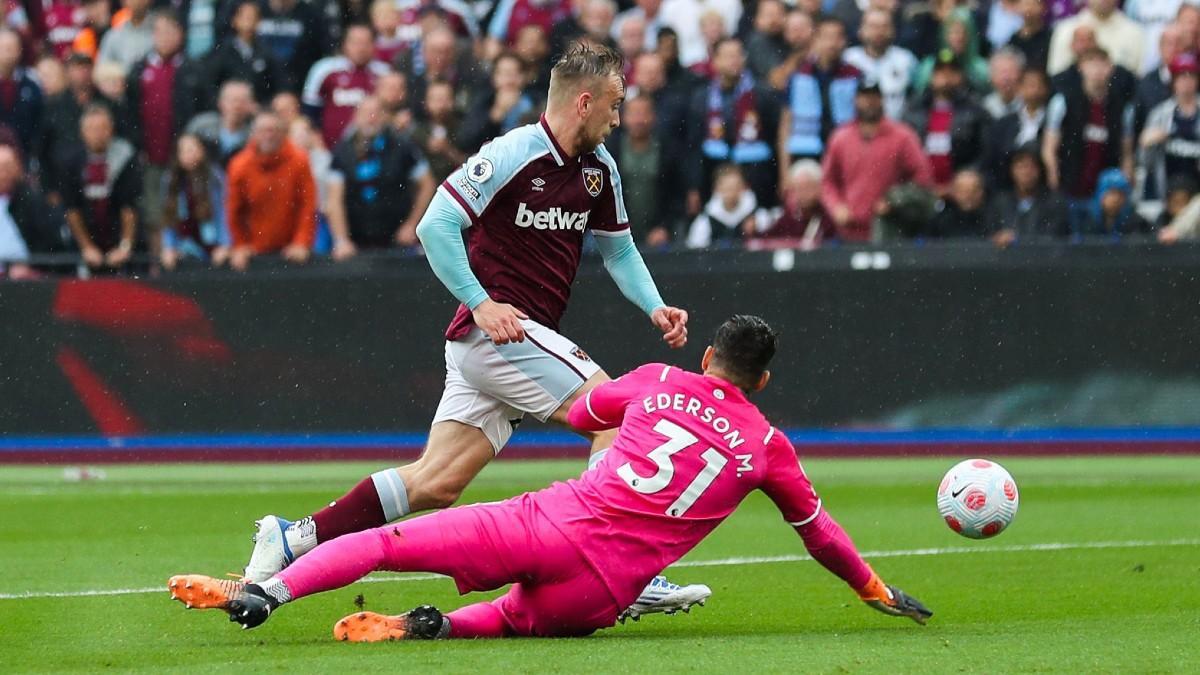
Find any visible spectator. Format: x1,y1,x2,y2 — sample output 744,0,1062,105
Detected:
513,24,552,94
41,53,127,201
252,0,329,92
1008,0,1052,73
1048,0,1146,76
982,67,1052,189
1158,175,1200,241
749,158,835,248
629,51,691,220
0,29,42,162
1125,0,1186,74
93,60,127,101
829,0,896,42
575,0,619,51
126,10,206,245
1155,174,1197,229
409,79,465,184
986,0,1025,53
35,56,66,98
766,9,813,92
988,143,1070,245
1050,24,1098,92
928,168,990,238
71,0,113,60
690,9,730,78
225,112,316,271
206,0,284,105
821,80,933,241
185,80,257,167
1133,23,1186,142
1042,47,1134,225
844,8,918,120
685,164,768,248
486,0,571,50
661,0,741,67
655,26,702,93
688,38,778,210
983,48,1025,119
612,0,665,53
271,91,302,127
0,144,59,278
326,96,433,259
778,18,860,164
742,0,786,81
159,133,229,270
615,13,647,67
607,95,672,245
371,0,406,64
286,116,334,249
1079,167,1152,237
40,0,88,60
375,71,410,128
1140,53,1200,200
96,0,153,71
910,9,990,97
902,51,989,195
396,26,480,116
302,23,391,149
63,105,141,271
459,51,537,150
184,0,219,58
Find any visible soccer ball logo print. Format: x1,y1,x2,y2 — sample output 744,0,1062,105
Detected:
583,168,603,197
467,157,494,183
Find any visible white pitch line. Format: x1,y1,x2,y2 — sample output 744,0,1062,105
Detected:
1,538,1196,601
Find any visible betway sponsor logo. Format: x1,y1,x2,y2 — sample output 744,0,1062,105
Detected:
515,202,590,231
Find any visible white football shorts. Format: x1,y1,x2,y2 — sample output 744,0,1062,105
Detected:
432,319,602,453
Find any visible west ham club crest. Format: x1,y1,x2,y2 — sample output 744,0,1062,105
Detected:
582,167,603,197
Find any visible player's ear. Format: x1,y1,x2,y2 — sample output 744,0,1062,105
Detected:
754,370,771,393
701,346,714,371
577,91,592,118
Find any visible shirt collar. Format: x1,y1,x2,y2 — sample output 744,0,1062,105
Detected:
539,115,568,166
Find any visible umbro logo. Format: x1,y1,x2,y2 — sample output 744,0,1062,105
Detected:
531,177,545,192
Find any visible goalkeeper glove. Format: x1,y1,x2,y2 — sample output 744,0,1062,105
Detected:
857,572,933,625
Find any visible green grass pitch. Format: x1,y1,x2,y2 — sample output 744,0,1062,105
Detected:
2,456,1198,673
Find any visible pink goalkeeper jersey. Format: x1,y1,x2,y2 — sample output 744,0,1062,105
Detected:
544,363,823,606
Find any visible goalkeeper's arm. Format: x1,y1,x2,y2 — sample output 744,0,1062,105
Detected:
794,509,933,625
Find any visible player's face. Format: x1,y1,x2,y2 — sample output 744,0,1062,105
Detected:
581,74,624,151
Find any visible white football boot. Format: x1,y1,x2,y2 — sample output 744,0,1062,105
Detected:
242,516,296,583
618,576,712,623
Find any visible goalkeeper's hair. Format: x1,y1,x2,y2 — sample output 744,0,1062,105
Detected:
711,315,777,390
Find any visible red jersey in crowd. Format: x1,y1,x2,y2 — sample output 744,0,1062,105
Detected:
302,56,391,148
139,53,181,166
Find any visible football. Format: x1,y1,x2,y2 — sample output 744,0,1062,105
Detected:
936,459,1020,539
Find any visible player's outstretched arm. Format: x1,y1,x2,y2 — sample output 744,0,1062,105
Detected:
416,192,528,343
594,231,688,348
795,510,933,625
760,433,933,625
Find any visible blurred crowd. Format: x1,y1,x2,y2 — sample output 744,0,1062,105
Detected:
2,0,1200,278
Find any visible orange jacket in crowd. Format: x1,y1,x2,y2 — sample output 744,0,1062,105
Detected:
226,140,317,253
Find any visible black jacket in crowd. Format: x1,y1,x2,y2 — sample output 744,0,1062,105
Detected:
988,188,1070,239
39,89,130,198
204,36,286,105
902,91,990,175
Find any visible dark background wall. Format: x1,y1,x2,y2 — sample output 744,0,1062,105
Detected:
4,244,1200,436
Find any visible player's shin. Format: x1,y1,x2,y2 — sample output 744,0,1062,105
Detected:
310,468,410,543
